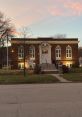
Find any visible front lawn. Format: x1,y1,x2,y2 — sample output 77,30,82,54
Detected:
63,73,82,82
0,74,59,84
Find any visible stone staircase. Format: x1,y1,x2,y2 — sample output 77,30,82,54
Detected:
40,63,59,74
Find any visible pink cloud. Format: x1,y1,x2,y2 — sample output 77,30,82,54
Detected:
64,1,82,16
48,6,64,16
0,0,82,29
48,0,82,16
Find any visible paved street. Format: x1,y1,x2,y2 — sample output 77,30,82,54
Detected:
0,83,82,117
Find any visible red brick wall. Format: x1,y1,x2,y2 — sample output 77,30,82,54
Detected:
10,44,40,69
10,43,79,69
51,44,78,65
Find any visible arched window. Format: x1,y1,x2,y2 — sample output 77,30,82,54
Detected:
66,45,72,59
18,46,24,59
41,42,48,54
55,45,61,60
29,46,35,59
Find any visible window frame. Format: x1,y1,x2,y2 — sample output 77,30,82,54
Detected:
18,63,24,69
18,46,24,59
66,45,72,59
55,45,61,60
29,45,35,60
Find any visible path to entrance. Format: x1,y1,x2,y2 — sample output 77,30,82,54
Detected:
51,74,71,82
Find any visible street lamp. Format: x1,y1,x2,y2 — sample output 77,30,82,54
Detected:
11,48,14,69
6,33,9,70
23,38,26,76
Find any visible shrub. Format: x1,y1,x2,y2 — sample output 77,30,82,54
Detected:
72,63,79,68
70,67,82,73
34,64,41,74
62,65,69,73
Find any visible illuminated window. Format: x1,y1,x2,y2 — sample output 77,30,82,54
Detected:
18,63,24,69
55,45,61,60
66,45,72,59
29,46,35,59
18,46,24,59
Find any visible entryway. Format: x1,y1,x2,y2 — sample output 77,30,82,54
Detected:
39,42,51,64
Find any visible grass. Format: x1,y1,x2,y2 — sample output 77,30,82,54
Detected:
0,74,59,84
63,73,82,82
70,67,82,73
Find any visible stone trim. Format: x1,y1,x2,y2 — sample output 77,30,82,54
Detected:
11,40,79,44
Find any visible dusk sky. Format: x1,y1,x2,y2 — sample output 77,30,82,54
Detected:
0,0,82,46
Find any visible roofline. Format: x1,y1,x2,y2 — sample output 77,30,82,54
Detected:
11,37,78,41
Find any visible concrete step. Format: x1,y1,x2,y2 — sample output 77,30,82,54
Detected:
41,70,59,74
41,63,56,71
40,63,59,74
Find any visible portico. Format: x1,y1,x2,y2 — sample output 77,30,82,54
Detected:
39,42,51,64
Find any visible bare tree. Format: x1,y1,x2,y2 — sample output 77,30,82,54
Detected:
53,34,66,38
19,26,32,38
18,26,32,76
0,11,15,46
0,11,15,69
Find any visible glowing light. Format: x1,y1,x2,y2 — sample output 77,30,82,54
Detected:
25,62,29,69
11,49,14,53
63,61,73,67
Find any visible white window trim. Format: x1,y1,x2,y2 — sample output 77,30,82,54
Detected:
66,45,72,59
18,46,24,59
55,45,61,60
18,63,24,69
29,46,35,60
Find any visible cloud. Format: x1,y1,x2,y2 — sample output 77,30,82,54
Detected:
47,0,82,16
48,6,64,16
64,1,82,16
0,0,82,29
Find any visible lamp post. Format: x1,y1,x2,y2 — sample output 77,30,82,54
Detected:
6,33,9,70
23,38,26,76
11,48,14,69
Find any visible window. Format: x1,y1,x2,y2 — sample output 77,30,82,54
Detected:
66,63,72,68
66,45,72,59
79,57,82,67
29,46,35,60
18,63,24,69
18,46,24,59
41,42,48,54
55,45,61,60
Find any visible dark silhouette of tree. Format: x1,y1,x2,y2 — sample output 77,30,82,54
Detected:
19,26,33,38
0,11,15,69
0,11,15,46
53,34,66,38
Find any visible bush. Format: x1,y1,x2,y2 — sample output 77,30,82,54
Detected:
0,69,23,75
62,65,69,73
72,63,79,68
69,67,82,73
34,64,41,74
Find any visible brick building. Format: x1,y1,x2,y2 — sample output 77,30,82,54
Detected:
79,47,82,67
7,37,79,69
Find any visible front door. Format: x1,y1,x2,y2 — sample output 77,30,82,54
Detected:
40,42,51,64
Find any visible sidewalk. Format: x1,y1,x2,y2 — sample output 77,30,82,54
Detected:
51,74,71,83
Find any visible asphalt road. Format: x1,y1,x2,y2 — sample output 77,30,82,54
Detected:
0,83,82,117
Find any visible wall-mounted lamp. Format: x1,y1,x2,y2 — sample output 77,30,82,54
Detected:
11,49,14,53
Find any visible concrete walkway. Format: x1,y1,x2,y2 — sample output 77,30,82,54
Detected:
51,74,71,82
